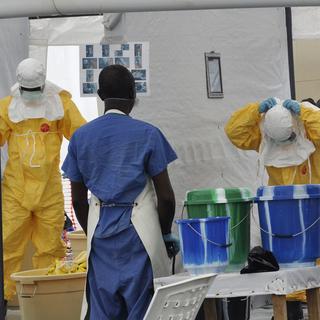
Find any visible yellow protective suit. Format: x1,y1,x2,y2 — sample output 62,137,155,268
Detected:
225,102,320,185
225,101,320,302
1,90,86,300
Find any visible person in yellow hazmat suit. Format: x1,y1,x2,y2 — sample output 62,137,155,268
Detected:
225,97,320,185
1,58,86,311
225,97,320,320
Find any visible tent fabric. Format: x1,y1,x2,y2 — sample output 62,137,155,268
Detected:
30,16,104,45
0,18,29,177
29,9,320,43
30,8,291,248
0,18,29,97
45,45,99,169
292,7,320,39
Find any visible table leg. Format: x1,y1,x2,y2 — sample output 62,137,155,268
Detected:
306,288,320,320
203,298,218,320
271,295,287,320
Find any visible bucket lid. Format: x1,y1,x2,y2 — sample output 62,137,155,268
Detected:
176,216,230,224
255,184,320,201
185,188,253,205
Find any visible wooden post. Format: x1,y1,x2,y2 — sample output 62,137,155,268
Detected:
306,288,320,320
203,298,218,320
272,295,287,320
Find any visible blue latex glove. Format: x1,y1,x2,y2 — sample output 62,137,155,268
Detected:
283,99,301,114
258,97,277,113
163,233,180,258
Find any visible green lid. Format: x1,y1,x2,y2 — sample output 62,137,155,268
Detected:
185,188,253,205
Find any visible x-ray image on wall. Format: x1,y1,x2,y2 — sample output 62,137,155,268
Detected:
132,69,146,81
99,58,114,69
102,44,110,57
80,42,150,97
86,45,94,57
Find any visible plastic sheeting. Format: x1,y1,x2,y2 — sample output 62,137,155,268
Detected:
45,45,99,172
122,9,291,215
0,18,29,97
30,16,104,46
292,7,320,39
0,18,29,177
30,9,291,248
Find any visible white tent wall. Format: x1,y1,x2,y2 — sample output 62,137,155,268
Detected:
45,46,99,164
293,39,320,101
30,9,291,245
114,8,291,208
0,18,29,177
292,7,320,39
0,18,29,97
292,7,320,101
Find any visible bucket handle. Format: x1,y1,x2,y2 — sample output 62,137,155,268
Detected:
181,204,250,231
181,204,186,219
251,206,320,238
230,212,250,231
187,223,232,248
20,284,37,298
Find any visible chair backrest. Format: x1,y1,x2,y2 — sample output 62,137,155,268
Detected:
143,274,216,320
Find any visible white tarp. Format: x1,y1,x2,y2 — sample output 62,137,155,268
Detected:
30,9,291,247
0,18,29,177
30,16,104,46
292,7,320,39
0,18,29,97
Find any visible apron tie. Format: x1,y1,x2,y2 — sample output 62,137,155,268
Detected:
100,201,138,208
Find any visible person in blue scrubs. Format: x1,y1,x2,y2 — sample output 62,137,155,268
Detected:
62,65,179,319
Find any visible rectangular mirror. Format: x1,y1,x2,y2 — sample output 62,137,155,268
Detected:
205,52,223,98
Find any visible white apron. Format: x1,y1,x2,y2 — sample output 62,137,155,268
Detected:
80,179,171,319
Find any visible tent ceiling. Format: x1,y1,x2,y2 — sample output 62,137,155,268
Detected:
1,0,320,18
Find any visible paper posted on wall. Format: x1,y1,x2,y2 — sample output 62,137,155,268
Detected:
79,42,150,97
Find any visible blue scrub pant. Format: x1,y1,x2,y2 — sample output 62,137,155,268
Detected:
88,225,154,319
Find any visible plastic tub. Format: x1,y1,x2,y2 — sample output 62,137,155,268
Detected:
11,268,86,320
255,184,320,268
185,188,252,271
68,230,87,257
176,216,230,275
9,240,35,307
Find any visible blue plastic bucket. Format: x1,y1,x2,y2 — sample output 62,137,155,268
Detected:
255,184,320,268
176,216,231,274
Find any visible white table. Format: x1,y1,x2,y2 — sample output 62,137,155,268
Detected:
155,266,320,320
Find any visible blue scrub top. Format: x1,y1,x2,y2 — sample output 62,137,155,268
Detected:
62,113,177,238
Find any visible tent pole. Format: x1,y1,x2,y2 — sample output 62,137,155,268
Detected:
285,7,296,100
1,0,320,19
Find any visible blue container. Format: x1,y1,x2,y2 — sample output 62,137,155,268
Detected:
176,216,230,275
256,184,320,268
